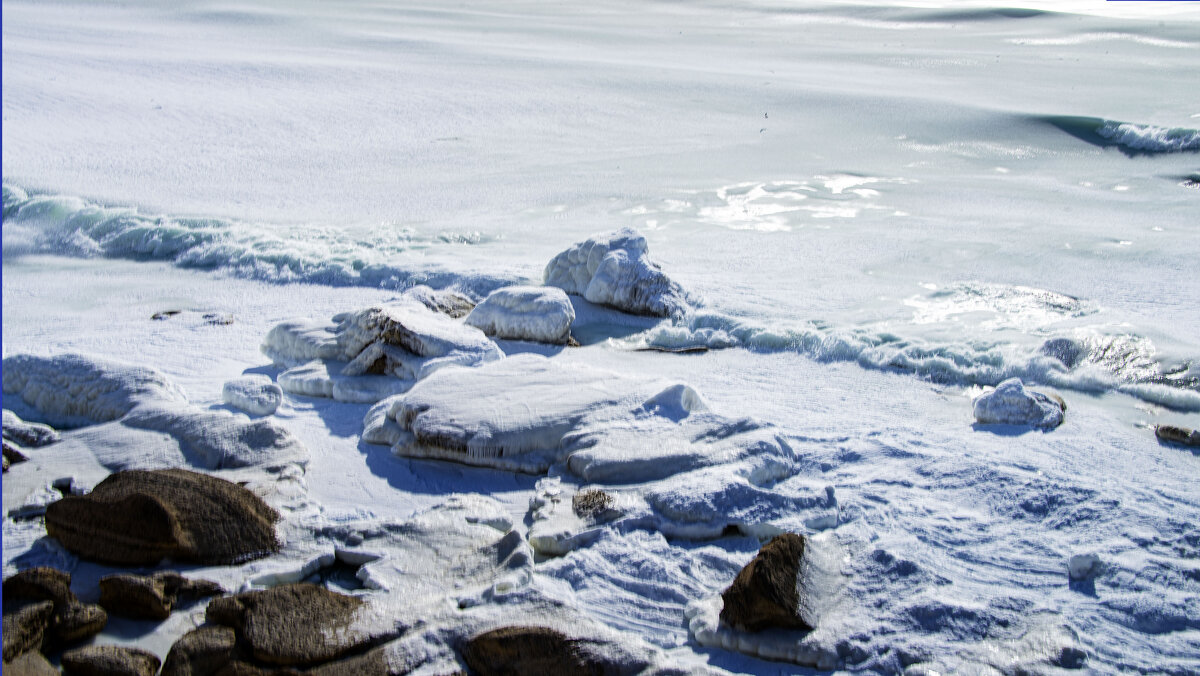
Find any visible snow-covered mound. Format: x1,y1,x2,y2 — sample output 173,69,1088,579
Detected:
222,375,282,416
261,301,503,403
973,378,1065,429
544,229,688,317
3,409,60,447
464,286,575,344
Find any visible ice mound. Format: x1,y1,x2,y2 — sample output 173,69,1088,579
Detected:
222,375,282,416
544,228,687,317
973,378,1065,429
464,286,575,344
262,301,502,403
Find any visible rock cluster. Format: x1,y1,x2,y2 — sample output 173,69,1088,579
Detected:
2,568,107,652
100,571,225,621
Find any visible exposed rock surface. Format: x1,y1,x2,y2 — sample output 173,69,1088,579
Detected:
161,626,237,676
464,286,575,344
972,378,1065,429
403,285,476,319
3,650,59,676
50,602,108,643
720,533,816,633
45,469,280,565
61,645,161,676
3,409,60,447
543,228,687,317
4,439,31,468
2,601,53,661
462,626,633,676
100,571,225,620
1155,424,1200,447
3,567,76,608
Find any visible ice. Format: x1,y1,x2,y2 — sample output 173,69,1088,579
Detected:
972,378,1065,429
544,229,688,317
464,285,575,344
222,375,282,416
278,359,412,404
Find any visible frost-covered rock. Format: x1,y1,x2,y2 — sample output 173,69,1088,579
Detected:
972,378,1064,429
1068,553,1102,581
1155,424,1200,447
544,228,687,317
464,286,575,344
402,284,476,318
2,354,188,428
2,409,59,447
261,318,342,367
222,375,282,416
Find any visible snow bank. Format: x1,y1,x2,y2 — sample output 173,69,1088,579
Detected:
973,378,1065,429
544,229,687,317
464,286,575,344
222,375,282,416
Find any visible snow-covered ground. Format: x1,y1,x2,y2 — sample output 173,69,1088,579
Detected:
3,0,1198,673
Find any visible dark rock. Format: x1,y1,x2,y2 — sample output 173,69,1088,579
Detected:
4,439,29,467
100,571,225,621
304,646,391,676
3,454,9,472
462,626,628,676
1039,337,1084,369
3,567,77,609
50,603,108,644
2,600,54,661
1156,425,1200,447
205,584,372,667
44,469,280,566
61,645,161,676
153,310,183,320
720,533,817,633
161,626,237,676
3,650,59,676
572,489,614,520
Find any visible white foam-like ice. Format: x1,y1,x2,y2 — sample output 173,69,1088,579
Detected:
544,229,688,317
464,285,575,344
1096,121,1200,153
222,375,283,416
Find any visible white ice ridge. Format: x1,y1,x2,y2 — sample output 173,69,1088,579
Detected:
1096,120,1200,153
1,353,307,471
222,375,283,416
464,285,575,344
261,298,503,404
973,378,1065,429
544,228,688,317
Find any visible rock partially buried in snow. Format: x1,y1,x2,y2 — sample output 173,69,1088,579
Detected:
45,469,279,566
462,626,638,676
2,410,59,447
61,645,161,676
720,533,817,633
972,378,1064,429
465,285,576,344
403,284,476,319
1155,424,1200,447
222,376,283,416
99,571,224,620
1068,554,1102,581
544,228,687,317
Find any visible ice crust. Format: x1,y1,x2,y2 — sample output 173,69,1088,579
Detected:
464,285,575,344
222,375,282,416
544,229,688,317
973,378,1065,429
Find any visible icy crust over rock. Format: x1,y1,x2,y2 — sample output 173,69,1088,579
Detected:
2,409,60,447
464,286,575,344
261,301,502,404
544,228,688,317
0,353,306,472
973,378,1065,429
2,353,187,428
222,375,282,416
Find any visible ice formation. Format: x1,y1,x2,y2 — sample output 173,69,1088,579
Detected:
464,285,575,344
222,375,282,416
543,228,688,317
973,378,1065,429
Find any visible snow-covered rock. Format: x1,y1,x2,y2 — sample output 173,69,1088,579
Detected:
972,378,1065,429
543,228,687,317
401,284,476,319
2,409,60,447
464,286,575,344
222,375,283,416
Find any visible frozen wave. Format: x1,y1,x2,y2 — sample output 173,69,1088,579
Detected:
1041,116,1200,155
1,184,519,296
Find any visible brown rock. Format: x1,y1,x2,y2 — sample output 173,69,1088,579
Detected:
205,584,374,667
3,650,60,676
304,646,391,676
1156,425,1200,447
100,571,225,621
50,603,108,644
161,626,237,676
61,645,161,676
44,469,280,566
572,489,614,520
462,626,627,676
3,567,77,609
719,533,816,633
2,601,54,661
3,439,29,467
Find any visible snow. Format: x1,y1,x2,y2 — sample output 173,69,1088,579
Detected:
544,229,688,318
464,285,575,344
2,409,60,447
222,375,282,416
973,378,1066,429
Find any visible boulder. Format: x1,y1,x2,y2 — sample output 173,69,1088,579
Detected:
543,228,687,317
50,603,108,643
100,571,225,620
1155,424,1200,447
462,626,629,676
464,286,576,345
720,533,817,633
972,378,1064,429
403,285,476,319
3,650,59,676
161,626,237,676
3,439,30,468
61,645,161,676
2,410,60,447
2,601,53,661
45,469,279,566
3,567,77,609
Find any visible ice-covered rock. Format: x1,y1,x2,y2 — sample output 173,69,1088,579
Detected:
544,228,687,317
972,378,1064,429
222,375,282,416
1155,424,1200,447
261,318,342,367
2,410,59,447
402,284,476,318
464,285,575,344
1068,553,1102,581
2,354,187,428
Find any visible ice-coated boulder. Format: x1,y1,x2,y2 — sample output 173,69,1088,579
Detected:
402,284,476,318
2,410,59,447
464,286,575,345
972,378,1064,429
543,228,687,317
222,375,283,416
